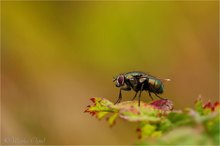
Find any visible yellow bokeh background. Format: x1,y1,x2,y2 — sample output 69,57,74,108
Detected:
1,1,219,144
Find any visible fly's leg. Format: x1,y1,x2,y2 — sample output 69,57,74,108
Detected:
115,89,122,104
131,91,138,101
148,91,154,100
115,86,131,104
138,84,144,106
154,93,167,100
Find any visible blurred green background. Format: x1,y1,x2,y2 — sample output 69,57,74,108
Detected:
1,1,219,145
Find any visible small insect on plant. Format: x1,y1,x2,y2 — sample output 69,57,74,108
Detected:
113,71,171,106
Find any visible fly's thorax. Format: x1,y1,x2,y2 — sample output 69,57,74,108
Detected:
125,71,145,77
124,74,141,91
148,78,164,93
124,74,133,80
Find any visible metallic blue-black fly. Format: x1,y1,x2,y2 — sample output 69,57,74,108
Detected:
113,71,171,106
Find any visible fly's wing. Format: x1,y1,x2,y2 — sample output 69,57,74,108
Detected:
139,75,149,83
127,73,149,83
125,74,139,86
160,78,171,82
141,73,171,83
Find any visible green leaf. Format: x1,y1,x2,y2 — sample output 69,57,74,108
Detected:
194,97,220,116
140,127,213,145
203,113,220,144
137,123,161,139
85,98,173,126
107,113,118,126
167,111,194,127
96,112,109,119
84,97,219,145
117,100,173,122
195,97,204,115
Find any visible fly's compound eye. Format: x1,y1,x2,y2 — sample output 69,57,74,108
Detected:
116,75,125,87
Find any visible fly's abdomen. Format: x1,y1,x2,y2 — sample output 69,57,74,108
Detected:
148,78,164,94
